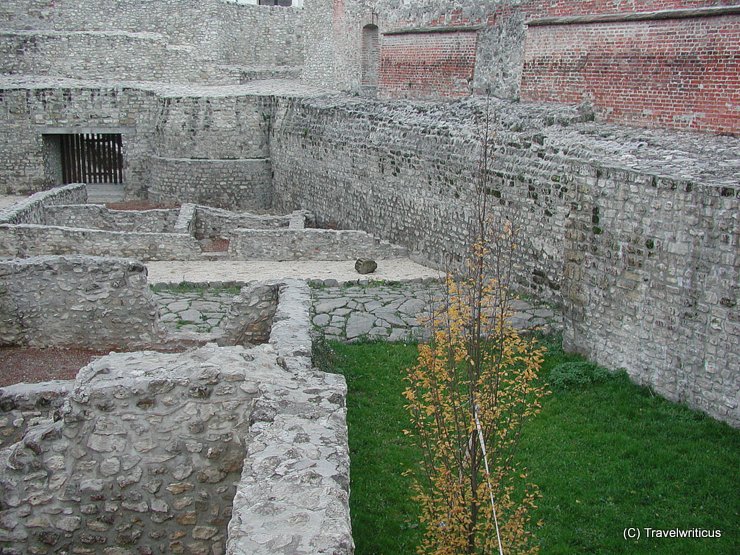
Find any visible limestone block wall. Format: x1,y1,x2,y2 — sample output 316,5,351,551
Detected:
0,183,86,224
228,228,408,261
270,94,739,425
148,158,273,211
0,82,276,200
0,256,163,349
0,31,243,84
42,205,180,232
563,171,739,426
148,93,274,209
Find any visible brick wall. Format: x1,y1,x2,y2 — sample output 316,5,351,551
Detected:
521,14,740,134
378,30,478,99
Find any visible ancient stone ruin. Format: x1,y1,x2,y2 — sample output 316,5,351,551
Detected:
0,0,738,552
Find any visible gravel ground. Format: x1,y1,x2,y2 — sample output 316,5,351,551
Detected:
0,347,110,386
145,259,443,285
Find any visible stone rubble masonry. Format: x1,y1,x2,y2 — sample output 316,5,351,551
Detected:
226,279,353,553
0,255,164,350
0,79,327,197
0,380,73,450
193,206,296,240
0,223,205,261
562,169,740,427
0,281,353,554
42,204,180,233
217,283,280,346
271,93,739,426
228,228,409,261
0,0,304,85
0,183,87,225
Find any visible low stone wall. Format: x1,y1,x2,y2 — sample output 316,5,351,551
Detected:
193,206,295,240
0,224,203,261
229,228,408,260
227,279,353,553
0,183,87,225
43,204,180,232
0,255,163,349
311,280,564,342
0,281,353,554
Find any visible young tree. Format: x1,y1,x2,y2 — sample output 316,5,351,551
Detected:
404,108,547,554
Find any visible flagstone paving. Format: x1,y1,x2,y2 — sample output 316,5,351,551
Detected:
153,280,563,342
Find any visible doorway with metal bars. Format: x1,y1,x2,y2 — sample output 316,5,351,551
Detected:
43,132,124,185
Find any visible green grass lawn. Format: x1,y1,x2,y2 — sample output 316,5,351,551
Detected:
325,337,739,555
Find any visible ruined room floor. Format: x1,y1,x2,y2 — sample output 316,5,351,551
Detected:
0,346,109,386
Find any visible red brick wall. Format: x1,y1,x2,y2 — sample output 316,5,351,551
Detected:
378,31,478,99
526,1,738,18
521,15,739,134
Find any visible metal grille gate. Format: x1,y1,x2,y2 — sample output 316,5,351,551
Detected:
60,133,123,184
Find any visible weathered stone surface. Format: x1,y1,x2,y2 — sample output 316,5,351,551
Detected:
0,256,164,350
0,282,352,554
354,258,377,274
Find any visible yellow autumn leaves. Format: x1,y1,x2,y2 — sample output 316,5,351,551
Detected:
404,241,547,555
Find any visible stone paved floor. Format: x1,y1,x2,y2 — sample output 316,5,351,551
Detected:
153,281,563,342
153,286,239,334
312,282,563,342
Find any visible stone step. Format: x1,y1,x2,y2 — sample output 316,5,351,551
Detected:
85,184,125,203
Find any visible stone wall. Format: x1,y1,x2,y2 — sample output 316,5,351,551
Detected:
0,81,283,198
0,256,163,349
148,158,273,211
563,170,739,426
0,83,159,195
218,283,280,346
0,381,72,450
270,94,739,425
43,205,180,232
0,183,86,224
0,280,353,554
229,228,408,260
194,206,296,240
0,0,305,84
271,95,582,299
0,224,203,261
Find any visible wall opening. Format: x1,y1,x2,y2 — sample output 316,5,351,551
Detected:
259,0,293,6
361,24,380,94
43,133,124,185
